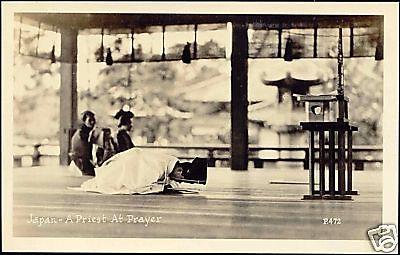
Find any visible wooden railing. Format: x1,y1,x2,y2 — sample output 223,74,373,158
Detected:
13,143,383,170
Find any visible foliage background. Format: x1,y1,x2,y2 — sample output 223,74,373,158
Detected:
13,24,383,147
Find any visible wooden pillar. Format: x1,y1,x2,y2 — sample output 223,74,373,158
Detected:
309,131,315,195
328,130,336,196
318,131,325,196
338,129,346,196
230,21,248,170
347,131,353,192
59,28,78,166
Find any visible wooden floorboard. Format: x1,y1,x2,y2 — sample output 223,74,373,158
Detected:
12,165,382,239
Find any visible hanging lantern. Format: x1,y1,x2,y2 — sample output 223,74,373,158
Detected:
375,22,384,61
375,35,383,61
96,29,105,62
181,42,191,64
50,26,57,64
97,44,104,62
375,41,383,61
50,45,56,64
283,37,293,62
106,47,113,65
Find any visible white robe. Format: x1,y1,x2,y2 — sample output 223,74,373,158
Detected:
80,148,181,194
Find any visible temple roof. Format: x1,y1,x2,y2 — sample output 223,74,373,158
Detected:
260,58,334,84
262,72,323,89
174,59,336,102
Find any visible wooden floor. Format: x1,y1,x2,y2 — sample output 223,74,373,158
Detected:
12,164,382,240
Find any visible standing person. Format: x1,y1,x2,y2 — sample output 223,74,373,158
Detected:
70,110,97,176
114,109,135,153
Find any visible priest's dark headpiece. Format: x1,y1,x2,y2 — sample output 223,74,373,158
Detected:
114,109,134,127
175,157,208,185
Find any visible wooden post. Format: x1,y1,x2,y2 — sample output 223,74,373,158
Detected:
347,131,353,192
59,28,78,166
304,148,309,170
338,129,346,196
230,21,248,170
328,130,335,197
309,131,315,196
318,131,325,196
337,27,344,97
336,27,346,197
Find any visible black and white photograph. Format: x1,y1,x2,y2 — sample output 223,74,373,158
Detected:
1,1,399,253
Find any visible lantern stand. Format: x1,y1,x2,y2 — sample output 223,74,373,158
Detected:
298,26,359,200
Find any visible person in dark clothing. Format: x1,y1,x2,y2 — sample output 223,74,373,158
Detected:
114,109,135,153
70,110,97,176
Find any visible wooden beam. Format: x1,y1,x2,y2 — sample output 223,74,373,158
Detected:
230,21,248,170
15,13,383,31
59,28,78,166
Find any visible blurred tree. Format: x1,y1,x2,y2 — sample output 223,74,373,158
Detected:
344,60,383,145
14,29,382,146
13,56,60,141
249,29,277,58
198,39,225,58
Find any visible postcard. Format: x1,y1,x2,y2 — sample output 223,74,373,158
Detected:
2,1,398,253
